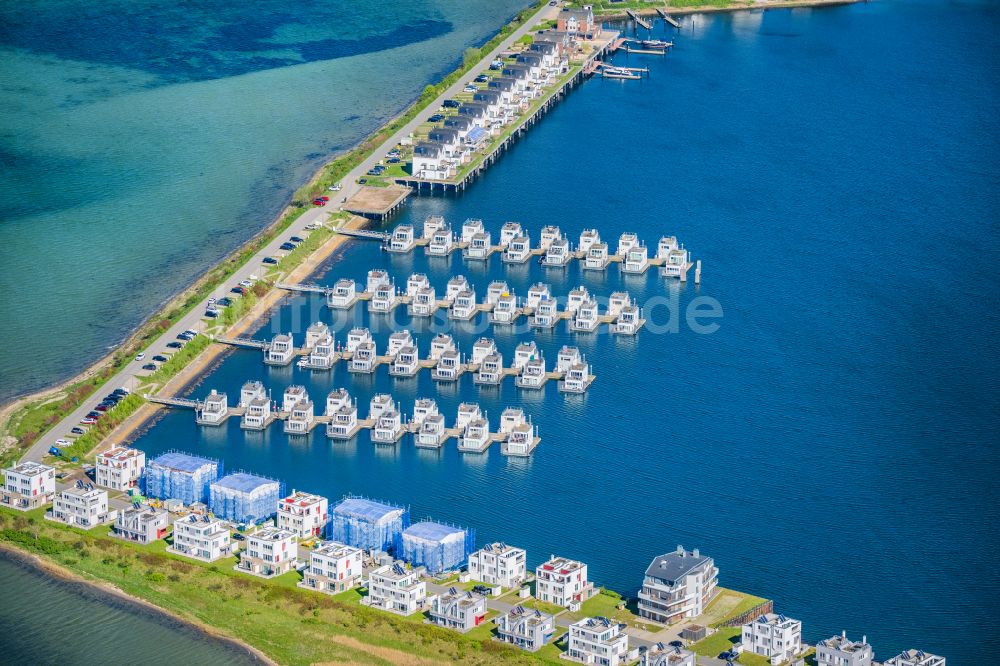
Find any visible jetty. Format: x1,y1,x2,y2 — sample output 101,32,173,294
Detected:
342,186,410,221
626,9,652,30
656,8,683,29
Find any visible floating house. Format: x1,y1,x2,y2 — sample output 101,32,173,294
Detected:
445,275,470,302
397,520,475,574
428,224,456,256
623,242,650,274
196,390,229,425
539,225,563,250
514,341,540,370
95,446,145,492
474,352,504,385
328,278,358,309
366,269,390,294
284,399,315,434
365,563,427,615
472,337,497,364
422,215,446,240
369,280,399,313
372,401,405,444
567,286,591,313
387,330,414,358
578,228,600,252
2,461,56,511
416,413,447,448
492,293,520,324
461,218,485,243
429,588,488,632
460,414,491,452
145,451,221,505
504,233,532,263
500,407,527,434
432,349,463,381
239,380,265,407
330,496,409,553
557,346,582,373
608,291,633,317
412,398,439,426
390,345,420,377
299,333,336,369
265,333,294,366
464,231,492,260
241,396,273,430
584,241,609,270
486,280,509,305
282,385,308,413
503,422,539,456
542,236,571,267
455,402,482,430
614,304,644,336
516,356,547,389
326,389,359,439
532,297,559,328
637,546,719,624
409,285,437,317
536,555,594,608
496,605,555,652
300,541,363,595
560,362,594,394
567,617,630,666
237,526,297,578
572,298,600,332
526,283,552,309
499,221,522,246
469,542,527,588
387,224,416,253
405,273,430,298
209,472,283,524
168,515,232,562
305,322,330,348
346,327,372,353
112,506,168,544
349,340,378,373
617,232,639,257
430,333,456,360
277,490,329,538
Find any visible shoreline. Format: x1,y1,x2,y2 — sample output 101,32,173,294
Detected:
596,0,863,20
0,542,276,665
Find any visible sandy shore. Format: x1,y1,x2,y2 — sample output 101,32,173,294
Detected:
0,542,277,665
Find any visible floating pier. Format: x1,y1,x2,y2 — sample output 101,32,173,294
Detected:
656,8,682,29
626,9,652,30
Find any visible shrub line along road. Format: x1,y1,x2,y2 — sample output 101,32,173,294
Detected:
22,3,560,464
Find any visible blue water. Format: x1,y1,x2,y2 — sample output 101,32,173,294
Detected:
125,1,1000,662
0,0,527,401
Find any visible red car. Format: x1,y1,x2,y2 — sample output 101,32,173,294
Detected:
312,199,327,206
318,196,329,202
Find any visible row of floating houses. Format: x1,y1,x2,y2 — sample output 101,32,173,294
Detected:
2,448,946,666
281,272,646,334
348,216,697,281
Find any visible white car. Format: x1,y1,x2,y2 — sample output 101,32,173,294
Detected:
55,438,71,447
329,183,342,191
135,353,145,361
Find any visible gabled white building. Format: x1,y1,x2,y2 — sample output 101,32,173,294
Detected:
535,555,594,607
468,542,527,588
566,616,630,666
2,461,55,511
277,490,329,538
413,142,451,180
300,541,363,594
741,613,803,665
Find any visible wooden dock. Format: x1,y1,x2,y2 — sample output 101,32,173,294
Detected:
656,8,682,29
342,186,411,220
626,9,652,30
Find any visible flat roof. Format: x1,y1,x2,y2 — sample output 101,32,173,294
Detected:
150,451,218,473
403,520,466,542
212,472,279,494
333,497,404,521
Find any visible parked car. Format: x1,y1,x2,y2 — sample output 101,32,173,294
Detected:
205,310,219,319
279,243,296,251
80,417,97,425
312,198,326,206
463,85,477,92
263,256,278,265
475,74,488,83
358,178,367,185
152,355,168,363
142,363,158,371
428,113,444,122
134,352,145,361
387,157,400,164
443,99,460,108
166,341,183,349
95,404,110,412
289,236,304,243
71,427,86,435
231,286,245,295
216,298,232,307
328,183,342,191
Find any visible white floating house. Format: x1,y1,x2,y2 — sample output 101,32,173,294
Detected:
486,280,510,305
416,413,447,448
390,345,419,377
657,235,678,259
371,399,404,443
461,218,485,243
450,289,478,321
406,273,430,298
617,232,639,257
432,349,463,381
305,322,330,349
542,236,571,267
387,223,416,253
455,402,482,430
196,390,229,425
328,278,358,309
412,398,439,426
475,353,504,385
499,222,522,247
492,293,520,324
299,333,336,369
284,399,314,435
326,390,359,439
503,422,538,456
472,337,497,364
349,340,378,373
346,327,373,353
422,215,446,240
556,346,582,373
460,414,491,452
614,304,644,336
608,291,633,317
514,341,540,370
539,225,563,250
526,283,552,309
409,285,438,317
240,380,265,407
623,242,650,274
559,362,593,394
572,298,601,332
369,394,396,421
241,396,273,430
265,333,295,366
387,330,413,358
516,356,547,389
464,231,493,260
578,229,600,253
532,297,559,328
503,233,532,263
428,224,455,256
500,407,527,434
445,275,470,303
567,286,591,314
369,280,399,313
282,385,308,413
584,241,609,270
661,247,690,278
366,269,390,294
430,333,456,360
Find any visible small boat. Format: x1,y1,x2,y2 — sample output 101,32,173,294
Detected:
601,66,642,80
641,39,673,49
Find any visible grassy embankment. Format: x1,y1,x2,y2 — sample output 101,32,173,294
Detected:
1,1,548,465
0,507,567,666
563,0,754,12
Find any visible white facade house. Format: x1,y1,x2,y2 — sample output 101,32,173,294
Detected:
237,526,298,578
300,541,363,594
277,490,329,538
413,142,452,180
884,651,946,666
2,461,56,511
169,515,232,562
642,643,697,666
741,613,803,665
95,446,146,491
566,616,630,666
637,546,719,624
48,484,112,528
816,632,874,666
112,506,168,544
469,542,527,588
364,563,427,616
428,587,488,632
535,555,594,608
496,605,555,652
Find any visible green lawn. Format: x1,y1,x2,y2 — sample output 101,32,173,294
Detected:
698,587,769,627
691,626,772,666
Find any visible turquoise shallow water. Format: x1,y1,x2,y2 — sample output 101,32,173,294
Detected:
129,1,999,663
0,0,527,402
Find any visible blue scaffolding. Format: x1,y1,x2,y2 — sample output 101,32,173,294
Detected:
397,520,476,574
330,496,409,553
209,471,284,524
144,451,221,505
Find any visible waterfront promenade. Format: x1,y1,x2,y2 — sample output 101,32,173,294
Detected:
21,2,564,465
